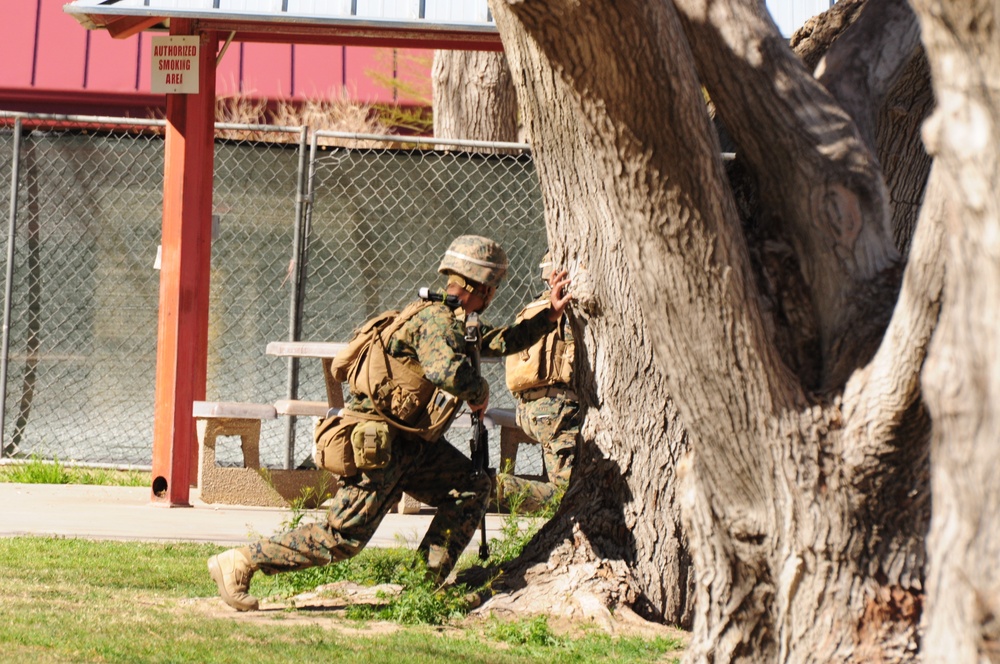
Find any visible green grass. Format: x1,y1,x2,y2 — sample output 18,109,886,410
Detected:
0,460,683,660
0,455,150,486
0,536,684,663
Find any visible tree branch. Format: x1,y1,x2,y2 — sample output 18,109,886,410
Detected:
842,163,944,473
815,0,922,151
674,0,901,388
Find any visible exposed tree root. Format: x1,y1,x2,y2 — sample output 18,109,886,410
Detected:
462,530,677,639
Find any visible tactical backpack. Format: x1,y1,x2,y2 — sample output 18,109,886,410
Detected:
329,299,462,442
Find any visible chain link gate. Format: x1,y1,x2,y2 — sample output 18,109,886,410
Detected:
286,132,548,475
0,113,547,479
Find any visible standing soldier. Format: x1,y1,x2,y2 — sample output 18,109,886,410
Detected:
208,235,572,612
497,252,580,514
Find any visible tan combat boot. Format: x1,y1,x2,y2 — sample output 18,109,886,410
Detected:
207,547,259,611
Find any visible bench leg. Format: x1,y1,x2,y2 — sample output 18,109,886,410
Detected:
196,417,262,490
500,425,541,475
397,492,422,514
196,415,331,508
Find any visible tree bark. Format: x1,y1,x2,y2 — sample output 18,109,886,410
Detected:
431,50,518,149
908,1,1000,660
488,0,941,660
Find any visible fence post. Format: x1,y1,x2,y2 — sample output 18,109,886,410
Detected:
0,118,22,458
282,126,310,469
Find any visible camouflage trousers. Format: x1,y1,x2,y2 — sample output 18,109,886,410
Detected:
248,433,492,583
496,391,579,514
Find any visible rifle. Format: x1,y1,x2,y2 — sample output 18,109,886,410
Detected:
464,311,491,560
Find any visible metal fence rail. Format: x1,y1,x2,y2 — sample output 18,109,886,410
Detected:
0,112,546,477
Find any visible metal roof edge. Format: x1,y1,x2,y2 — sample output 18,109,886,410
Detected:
63,4,499,35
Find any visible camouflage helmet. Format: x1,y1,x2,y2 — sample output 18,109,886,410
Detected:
438,235,508,289
539,251,553,283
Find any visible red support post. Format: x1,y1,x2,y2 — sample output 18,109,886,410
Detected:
150,21,217,506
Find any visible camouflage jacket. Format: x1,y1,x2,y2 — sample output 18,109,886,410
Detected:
346,288,557,412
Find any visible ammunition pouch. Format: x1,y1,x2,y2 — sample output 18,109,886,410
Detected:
350,419,395,471
414,387,461,442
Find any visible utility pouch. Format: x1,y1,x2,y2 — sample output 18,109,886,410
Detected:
350,420,395,471
414,388,461,442
313,414,358,477
506,301,574,394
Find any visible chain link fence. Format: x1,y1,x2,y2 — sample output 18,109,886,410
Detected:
0,113,546,477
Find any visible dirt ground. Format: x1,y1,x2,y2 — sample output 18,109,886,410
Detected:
185,580,689,646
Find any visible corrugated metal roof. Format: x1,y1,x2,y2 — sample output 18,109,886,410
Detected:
64,0,501,49
65,0,495,31
64,1,833,50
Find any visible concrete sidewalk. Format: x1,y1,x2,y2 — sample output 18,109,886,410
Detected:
0,483,508,551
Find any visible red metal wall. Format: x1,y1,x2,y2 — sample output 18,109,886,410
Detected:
0,0,432,117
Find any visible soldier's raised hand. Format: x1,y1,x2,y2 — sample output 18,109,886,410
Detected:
547,269,572,321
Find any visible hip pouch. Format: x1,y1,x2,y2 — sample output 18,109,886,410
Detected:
313,414,359,477
350,419,395,471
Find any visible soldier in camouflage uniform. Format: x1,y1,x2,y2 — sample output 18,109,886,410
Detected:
497,252,580,514
208,235,572,612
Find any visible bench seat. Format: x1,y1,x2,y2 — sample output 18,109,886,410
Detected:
274,399,332,418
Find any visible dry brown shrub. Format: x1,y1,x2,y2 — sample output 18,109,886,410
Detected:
212,90,395,147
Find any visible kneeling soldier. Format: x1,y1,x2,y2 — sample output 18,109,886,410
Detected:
208,235,572,611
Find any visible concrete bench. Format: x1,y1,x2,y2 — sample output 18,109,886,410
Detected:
266,340,544,495
194,399,543,513
193,400,331,509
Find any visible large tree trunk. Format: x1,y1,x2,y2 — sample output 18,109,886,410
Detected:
487,0,946,660
455,1,699,627
908,1,1000,661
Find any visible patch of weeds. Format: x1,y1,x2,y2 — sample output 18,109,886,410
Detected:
70,466,149,486
277,477,334,532
256,547,471,626
481,486,559,568
484,614,563,647
0,455,150,486
346,580,469,626
1,455,72,483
